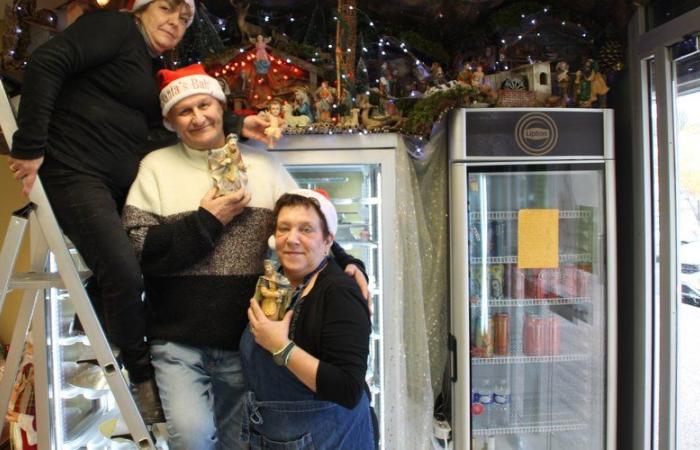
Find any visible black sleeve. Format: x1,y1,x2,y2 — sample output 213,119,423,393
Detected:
330,241,368,280
223,110,245,139
11,12,132,159
141,208,223,275
315,281,371,408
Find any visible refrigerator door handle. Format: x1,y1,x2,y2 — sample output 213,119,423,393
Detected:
449,333,458,382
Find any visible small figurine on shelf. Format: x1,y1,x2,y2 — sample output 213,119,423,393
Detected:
250,34,273,75
293,88,314,123
457,63,473,85
378,62,394,97
207,134,247,195
255,260,292,320
314,81,335,123
554,61,571,106
430,62,445,85
574,58,609,108
259,99,286,148
471,64,485,87
282,103,311,128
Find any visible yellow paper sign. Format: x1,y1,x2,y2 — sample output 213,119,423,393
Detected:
518,209,559,269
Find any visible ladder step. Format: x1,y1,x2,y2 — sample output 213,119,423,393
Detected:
10,271,92,290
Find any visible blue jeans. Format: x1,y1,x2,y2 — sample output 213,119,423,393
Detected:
151,341,246,450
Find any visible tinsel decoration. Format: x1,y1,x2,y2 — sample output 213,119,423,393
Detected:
596,40,625,74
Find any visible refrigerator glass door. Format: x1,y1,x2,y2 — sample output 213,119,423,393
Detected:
467,163,607,450
284,163,384,422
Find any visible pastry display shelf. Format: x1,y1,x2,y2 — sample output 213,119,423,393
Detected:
470,254,592,265
469,297,592,308
468,210,593,221
472,421,588,437
472,353,590,365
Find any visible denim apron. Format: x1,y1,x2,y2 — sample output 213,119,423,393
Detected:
239,326,375,449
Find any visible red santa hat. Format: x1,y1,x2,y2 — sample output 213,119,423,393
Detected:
157,64,226,128
126,0,195,27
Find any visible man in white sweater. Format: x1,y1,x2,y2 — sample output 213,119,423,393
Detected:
122,64,366,450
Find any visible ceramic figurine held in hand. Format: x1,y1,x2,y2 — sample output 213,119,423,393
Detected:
208,134,247,195
255,260,292,320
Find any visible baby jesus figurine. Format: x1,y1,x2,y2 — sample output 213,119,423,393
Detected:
208,133,247,196
254,260,292,320
260,100,286,148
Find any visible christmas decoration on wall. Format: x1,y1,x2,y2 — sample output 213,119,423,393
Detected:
1,0,32,74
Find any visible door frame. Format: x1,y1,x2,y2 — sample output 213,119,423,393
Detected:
629,6,700,450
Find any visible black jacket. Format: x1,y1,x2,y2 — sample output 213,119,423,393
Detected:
10,10,243,192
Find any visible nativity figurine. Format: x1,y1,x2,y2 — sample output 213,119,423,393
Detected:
207,133,247,196
255,259,292,320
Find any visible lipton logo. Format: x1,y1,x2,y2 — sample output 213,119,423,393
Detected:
515,113,558,156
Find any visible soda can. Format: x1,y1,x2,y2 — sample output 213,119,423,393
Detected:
547,268,560,298
511,266,526,299
523,314,544,356
489,221,506,257
494,313,510,355
476,314,494,357
561,264,578,297
470,265,482,304
490,264,505,299
526,269,547,299
547,315,561,355
577,263,592,298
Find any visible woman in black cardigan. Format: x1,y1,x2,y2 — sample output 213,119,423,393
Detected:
243,189,376,449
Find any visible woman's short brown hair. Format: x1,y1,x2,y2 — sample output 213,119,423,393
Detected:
273,194,331,239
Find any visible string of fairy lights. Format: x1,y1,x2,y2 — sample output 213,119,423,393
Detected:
4,1,593,81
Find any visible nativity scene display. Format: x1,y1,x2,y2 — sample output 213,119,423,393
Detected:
1,0,634,139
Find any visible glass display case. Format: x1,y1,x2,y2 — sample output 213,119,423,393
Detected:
466,168,607,450
272,134,399,449
448,108,616,450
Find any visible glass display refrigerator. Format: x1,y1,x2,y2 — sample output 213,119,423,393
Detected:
448,109,617,450
271,133,399,450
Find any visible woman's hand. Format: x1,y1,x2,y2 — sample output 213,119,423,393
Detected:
7,156,43,197
247,298,293,354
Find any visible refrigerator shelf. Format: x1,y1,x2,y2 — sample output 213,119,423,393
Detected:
469,297,592,308
472,353,589,365
471,421,587,437
332,197,379,206
336,240,378,249
469,210,593,221
470,254,592,264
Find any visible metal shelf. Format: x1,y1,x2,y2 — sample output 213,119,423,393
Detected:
472,421,588,437
470,254,592,264
472,353,589,365
468,210,592,221
469,297,592,308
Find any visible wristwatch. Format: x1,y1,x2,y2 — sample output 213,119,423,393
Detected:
272,341,296,366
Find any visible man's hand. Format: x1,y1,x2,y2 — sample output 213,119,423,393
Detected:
241,114,282,148
200,186,251,225
345,263,371,312
7,156,43,197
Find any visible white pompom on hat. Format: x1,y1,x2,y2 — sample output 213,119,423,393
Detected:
157,63,226,130
127,0,196,27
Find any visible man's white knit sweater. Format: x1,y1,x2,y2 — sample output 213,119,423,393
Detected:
122,141,296,350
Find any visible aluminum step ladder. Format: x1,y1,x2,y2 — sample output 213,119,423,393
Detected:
0,78,157,449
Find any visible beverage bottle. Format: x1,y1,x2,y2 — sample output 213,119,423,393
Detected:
476,379,493,429
493,379,511,427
